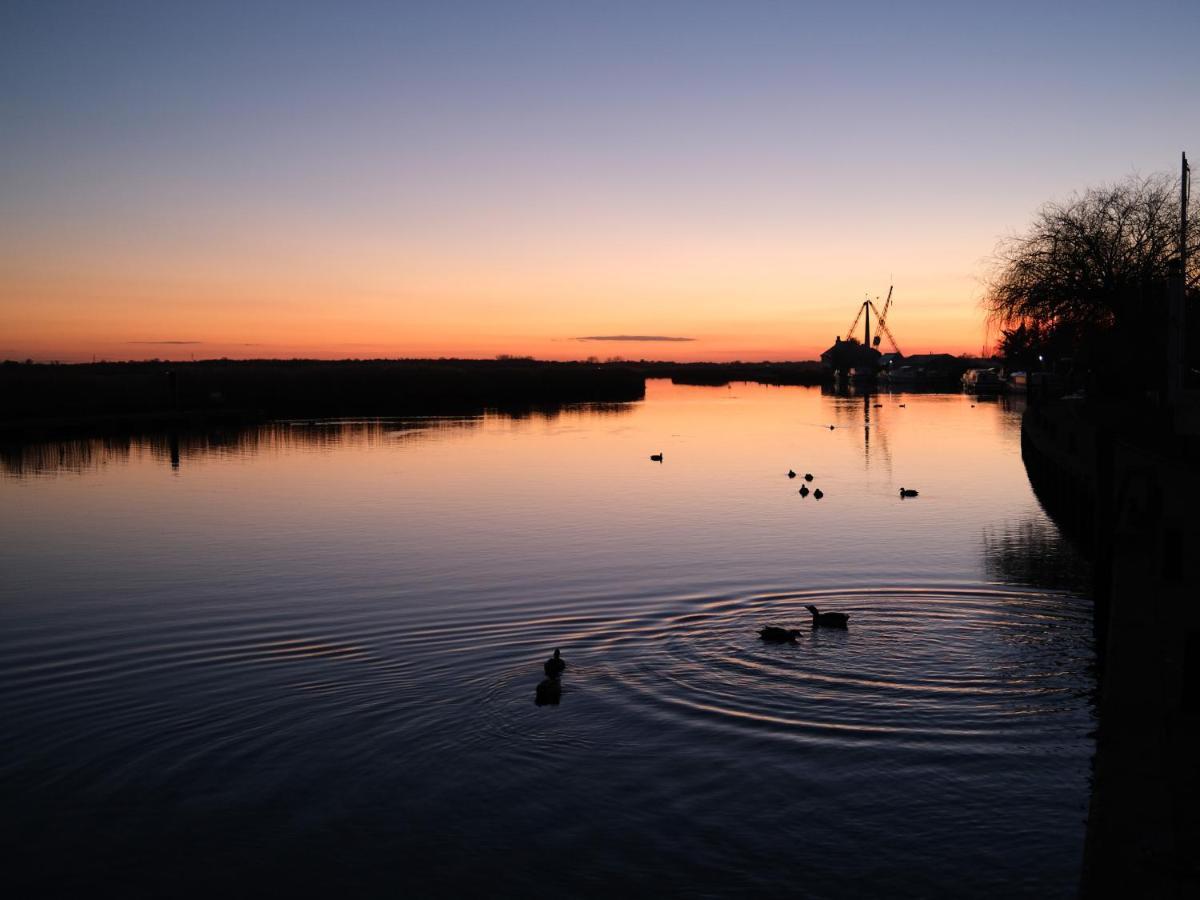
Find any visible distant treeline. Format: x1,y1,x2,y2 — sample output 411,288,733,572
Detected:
0,359,646,434
635,361,827,387
0,357,832,435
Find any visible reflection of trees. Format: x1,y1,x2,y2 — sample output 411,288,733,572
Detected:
982,517,1090,593
0,402,635,477
0,436,128,477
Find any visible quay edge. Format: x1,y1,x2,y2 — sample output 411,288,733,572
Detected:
1021,399,1200,897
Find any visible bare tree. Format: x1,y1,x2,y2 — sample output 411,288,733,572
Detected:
985,174,1198,372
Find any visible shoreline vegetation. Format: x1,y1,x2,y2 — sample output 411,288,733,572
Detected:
0,357,828,437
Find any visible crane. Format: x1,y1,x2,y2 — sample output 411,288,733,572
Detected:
843,286,902,357
844,289,902,360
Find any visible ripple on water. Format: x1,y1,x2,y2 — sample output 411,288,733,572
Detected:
469,585,1093,758
0,583,1091,801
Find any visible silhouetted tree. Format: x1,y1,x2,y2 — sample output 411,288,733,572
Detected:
996,323,1039,370
985,174,1198,392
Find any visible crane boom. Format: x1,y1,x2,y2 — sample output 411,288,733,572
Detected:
845,302,866,342
877,285,894,327
868,300,902,356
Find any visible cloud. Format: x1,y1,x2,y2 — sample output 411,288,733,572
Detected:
575,334,695,342
127,340,203,345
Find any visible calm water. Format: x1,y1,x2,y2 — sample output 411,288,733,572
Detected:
0,381,1093,898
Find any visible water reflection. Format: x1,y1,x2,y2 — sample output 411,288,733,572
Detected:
824,387,894,472
534,677,562,705
0,402,634,478
982,517,1091,593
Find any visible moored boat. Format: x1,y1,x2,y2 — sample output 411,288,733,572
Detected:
961,368,1004,394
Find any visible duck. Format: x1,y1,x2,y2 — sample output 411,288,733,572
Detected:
899,488,919,497
805,604,849,628
873,403,883,408
803,473,813,482
828,425,835,430
898,403,906,408
798,485,810,497
543,648,566,678
787,469,796,478
650,452,663,462
759,625,799,643
813,488,824,499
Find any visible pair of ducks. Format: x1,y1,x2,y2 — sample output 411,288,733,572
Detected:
759,605,850,642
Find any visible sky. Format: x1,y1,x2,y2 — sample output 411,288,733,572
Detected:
2,0,1197,363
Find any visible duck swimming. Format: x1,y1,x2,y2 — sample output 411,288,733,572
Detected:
759,625,799,643
798,485,810,497
543,648,566,678
650,452,663,462
787,469,796,478
805,604,849,628
899,488,919,497
813,488,824,499
804,473,813,482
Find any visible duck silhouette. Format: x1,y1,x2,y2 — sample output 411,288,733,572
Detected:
759,625,799,643
898,403,906,408
813,488,824,499
650,452,663,462
787,469,796,478
828,425,835,430
804,473,813,482
543,648,566,678
899,488,919,497
798,485,810,497
805,604,849,628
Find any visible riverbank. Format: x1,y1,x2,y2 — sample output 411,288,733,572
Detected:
1021,398,1200,896
0,358,840,438
0,359,647,437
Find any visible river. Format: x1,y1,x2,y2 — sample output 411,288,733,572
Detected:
0,380,1094,898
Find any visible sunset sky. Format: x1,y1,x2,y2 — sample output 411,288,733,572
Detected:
2,1,1197,363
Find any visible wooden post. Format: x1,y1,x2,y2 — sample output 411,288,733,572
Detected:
1167,152,1189,403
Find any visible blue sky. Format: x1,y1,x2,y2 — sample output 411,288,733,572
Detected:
2,1,1197,360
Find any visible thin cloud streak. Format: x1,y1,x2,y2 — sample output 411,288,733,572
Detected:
575,335,695,342
127,340,203,345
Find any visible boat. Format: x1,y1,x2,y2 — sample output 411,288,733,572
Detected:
961,368,1004,394
878,365,922,386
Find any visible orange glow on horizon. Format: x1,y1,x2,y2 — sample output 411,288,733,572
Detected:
2,250,991,363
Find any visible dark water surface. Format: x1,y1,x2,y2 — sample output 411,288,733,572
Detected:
1,382,1093,898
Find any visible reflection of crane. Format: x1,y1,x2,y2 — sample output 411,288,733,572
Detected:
844,286,902,356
